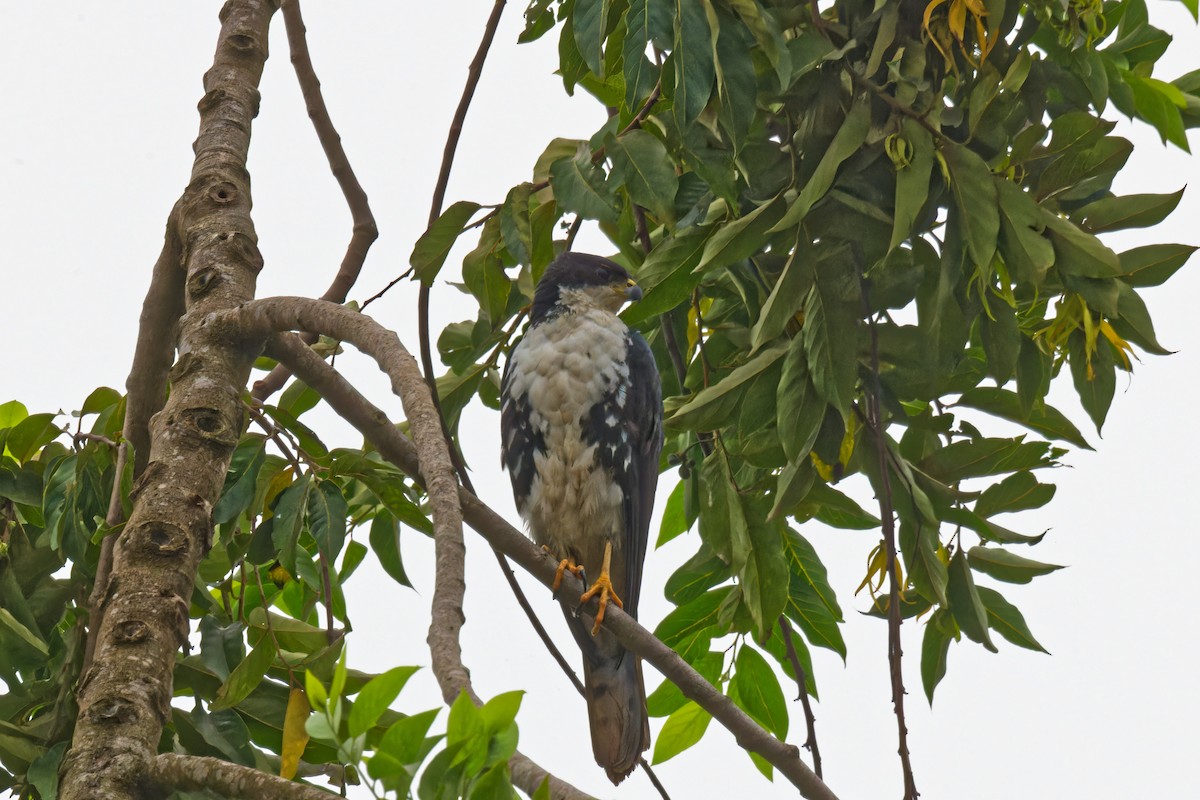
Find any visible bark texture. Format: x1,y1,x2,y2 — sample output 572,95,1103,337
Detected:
59,2,278,798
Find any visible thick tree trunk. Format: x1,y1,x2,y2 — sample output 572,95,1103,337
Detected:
59,2,278,797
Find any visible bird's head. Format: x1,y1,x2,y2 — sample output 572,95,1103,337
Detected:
530,253,642,322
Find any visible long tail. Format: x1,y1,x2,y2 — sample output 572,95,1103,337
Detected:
582,644,649,784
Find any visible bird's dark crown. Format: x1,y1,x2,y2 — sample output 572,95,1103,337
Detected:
530,253,633,322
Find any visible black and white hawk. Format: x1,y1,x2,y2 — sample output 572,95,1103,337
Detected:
500,252,663,784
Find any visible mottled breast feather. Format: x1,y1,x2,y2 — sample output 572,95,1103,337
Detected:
581,329,662,619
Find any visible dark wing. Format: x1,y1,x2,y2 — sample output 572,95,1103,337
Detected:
499,338,542,512
585,330,663,620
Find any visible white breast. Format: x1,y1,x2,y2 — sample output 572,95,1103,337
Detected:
506,309,630,555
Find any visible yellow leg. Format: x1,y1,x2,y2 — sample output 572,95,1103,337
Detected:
579,541,623,635
543,545,584,594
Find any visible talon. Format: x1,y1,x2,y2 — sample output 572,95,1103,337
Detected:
579,542,623,635
545,546,584,596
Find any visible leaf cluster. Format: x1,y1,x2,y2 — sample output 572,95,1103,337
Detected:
411,0,1196,773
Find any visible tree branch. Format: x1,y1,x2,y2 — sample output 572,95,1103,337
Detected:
148,753,336,800
264,330,840,800
61,2,279,798
413,0,506,482
252,0,378,403
778,615,823,779
863,284,919,800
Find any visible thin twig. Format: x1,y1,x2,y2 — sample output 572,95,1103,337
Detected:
252,0,379,403
778,616,823,778
862,282,919,800
846,68,945,143
415,0,507,482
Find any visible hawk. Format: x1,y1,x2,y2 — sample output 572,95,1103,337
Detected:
500,252,663,784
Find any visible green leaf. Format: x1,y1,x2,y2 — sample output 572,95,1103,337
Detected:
921,609,953,704
1119,243,1196,287
671,0,715,129
349,667,420,737
713,6,757,151
5,413,61,464
890,119,934,250
802,279,858,418
772,98,872,231
1068,328,1116,432
1124,72,1189,151
776,335,825,462
799,482,881,530
696,194,786,274
955,387,1091,449
0,607,48,657
783,528,843,621
308,479,348,562
622,229,710,325
369,708,440,793
732,646,788,738
974,471,1056,518
572,0,610,77
947,549,997,653
0,464,42,507
370,512,412,588
939,506,1046,545
214,439,267,525
651,700,712,764
739,508,788,642
667,343,788,431
941,144,999,268
410,201,482,286
656,479,692,548
549,142,618,223
782,531,846,659
1042,212,1123,279
1078,188,1184,233
270,474,312,576
1112,281,1169,355
212,637,276,710
27,740,67,800
920,437,1055,482
967,546,1064,585
664,546,730,605
468,762,514,800
607,130,679,222
976,586,1049,653
996,180,1055,287
751,231,815,350
654,587,731,657
623,0,671,110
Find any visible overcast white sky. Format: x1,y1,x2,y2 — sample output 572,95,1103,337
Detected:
2,3,1198,799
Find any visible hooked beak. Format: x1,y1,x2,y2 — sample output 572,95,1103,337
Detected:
624,278,643,302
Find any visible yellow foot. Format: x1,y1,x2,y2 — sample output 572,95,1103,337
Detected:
542,545,584,594
579,541,623,635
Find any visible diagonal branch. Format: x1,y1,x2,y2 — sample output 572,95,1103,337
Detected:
264,328,840,800
252,0,378,403
225,303,593,800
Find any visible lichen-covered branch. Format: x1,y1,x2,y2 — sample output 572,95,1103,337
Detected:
264,332,840,800
60,2,279,798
